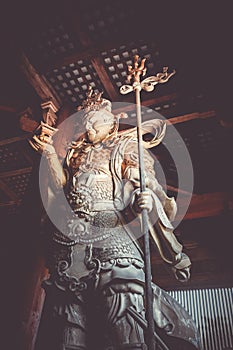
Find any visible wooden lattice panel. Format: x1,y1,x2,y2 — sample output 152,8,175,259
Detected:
26,14,81,65
101,42,162,90
150,101,178,117
3,172,32,200
46,61,109,105
81,2,135,43
145,93,213,120
0,142,31,172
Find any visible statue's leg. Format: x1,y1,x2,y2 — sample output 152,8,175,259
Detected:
59,301,87,350
100,282,147,350
36,314,87,350
35,294,87,350
62,323,86,350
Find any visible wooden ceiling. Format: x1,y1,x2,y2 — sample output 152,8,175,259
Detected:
0,1,232,290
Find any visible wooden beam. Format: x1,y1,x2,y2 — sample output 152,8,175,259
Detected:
142,93,178,108
0,134,31,146
0,179,19,202
0,167,32,178
0,200,20,207
113,96,216,125
165,184,193,196
64,3,119,102
113,93,178,113
19,52,62,109
0,105,17,113
176,192,230,221
36,39,133,73
91,56,119,101
70,3,119,101
167,110,216,125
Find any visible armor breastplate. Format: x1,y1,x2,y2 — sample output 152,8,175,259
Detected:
70,144,113,179
67,145,115,212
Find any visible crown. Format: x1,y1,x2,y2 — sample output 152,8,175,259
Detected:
77,85,112,113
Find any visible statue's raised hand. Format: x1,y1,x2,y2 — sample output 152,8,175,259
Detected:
29,135,56,155
29,121,58,155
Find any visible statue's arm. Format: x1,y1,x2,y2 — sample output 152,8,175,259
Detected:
122,140,175,213
29,127,67,190
122,140,191,282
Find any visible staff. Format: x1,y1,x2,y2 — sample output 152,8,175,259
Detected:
120,55,175,350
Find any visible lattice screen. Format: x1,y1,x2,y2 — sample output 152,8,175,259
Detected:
121,106,159,121
46,60,109,105
27,14,81,64
101,42,162,89
3,172,32,201
169,287,233,350
0,143,31,172
81,2,135,42
0,139,33,215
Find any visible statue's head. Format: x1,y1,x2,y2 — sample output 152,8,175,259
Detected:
83,109,117,144
77,86,126,144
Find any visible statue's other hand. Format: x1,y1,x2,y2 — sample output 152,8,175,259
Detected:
135,190,153,213
29,135,56,155
172,253,191,282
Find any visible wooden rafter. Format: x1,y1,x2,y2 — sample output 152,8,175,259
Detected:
0,179,20,202
0,134,31,146
165,184,192,196
91,56,119,100
0,167,32,178
114,100,216,125
113,93,178,113
167,110,216,125
63,3,119,101
178,192,230,221
0,105,17,113
19,52,62,109
0,201,20,207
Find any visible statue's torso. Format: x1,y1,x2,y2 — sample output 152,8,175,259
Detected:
49,141,144,288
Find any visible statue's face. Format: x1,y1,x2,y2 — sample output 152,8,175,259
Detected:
84,110,115,144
